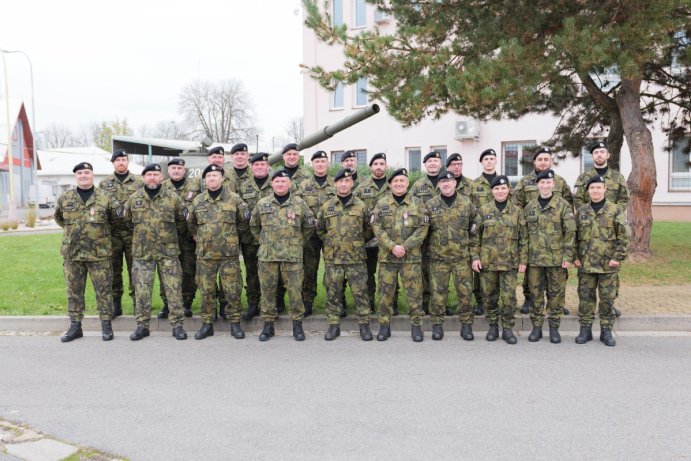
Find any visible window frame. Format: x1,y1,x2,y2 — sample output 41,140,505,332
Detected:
501,140,537,185
669,136,691,192
354,77,368,107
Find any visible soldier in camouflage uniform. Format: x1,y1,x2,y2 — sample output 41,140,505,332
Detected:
371,168,430,342
297,150,335,316
228,143,251,188
523,170,576,344
469,148,500,315
250,169,315,341
409,151,443,315
187,165,251,340
574,175,630,347
98,149,143,317
513,147,574,316
446,153,472,197
426,169,477,341
239,153,274,321
471,175,527,344
341,150,360,191
124,163,188,341
317,168,373,341
55,162,121,342
157,158,199,319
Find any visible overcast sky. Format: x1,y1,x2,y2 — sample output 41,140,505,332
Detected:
1,0,305,151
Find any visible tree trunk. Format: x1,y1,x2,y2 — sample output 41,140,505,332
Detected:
616,77,656,259
606,108,624,172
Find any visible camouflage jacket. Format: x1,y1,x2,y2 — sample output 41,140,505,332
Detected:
287,165,311,192
426,194,477,262
523,196,576,266
455,175,472,197
296,175,336,231
187,187,251,259
354,176,391,210
250,193,315,262
124,187,187,260
469,174,496,209
227,167,251,191
409,175,440,204
238,176,274,245
54,188,121,261
317,195,371,264
199,170,238,194
371,194,429,264
575,200,630,273
98,171,143,233
471,201,528,270
162,177,200,243
513,170,573,208
573,167,629,212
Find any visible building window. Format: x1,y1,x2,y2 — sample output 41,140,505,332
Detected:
355,77,368,107
332,0,344,26
352,149,367,164
581,146,594,172
354,0,367,27
331,150,344,165
430,146,447,165
331,81,344,110
502,141,536,185
670,136,691,191
407,147,421,171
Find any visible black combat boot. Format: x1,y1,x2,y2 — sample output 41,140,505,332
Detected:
600,328,616,346
461,324,474,341
304,301,313,318
324,324,340,341
172,325,188,340
242,303,260,321
101,320,114,341
360,324,373,341
613,307,622,317
195,323,214,340
183,301,193,318
218,301,228,321
445,306,454,316
377,324,391,341
130,325,150,341
293,320,305,341
486,324,499,341
431,324,443,340
575,325,593,344
259,321,275,341
549,327,561,344
392,305,399,316
411,325,424,342
528,326,543,342
230,323,245,339
157,303,170,319
502,328,517,344
112,297,122,318
561,306,570,315
61,321,83,343
474,303,484,316
520,298,533,315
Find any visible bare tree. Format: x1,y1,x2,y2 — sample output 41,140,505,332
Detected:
178,79,255,144
285,116,304,144
139,120,189,140
36,124,77,149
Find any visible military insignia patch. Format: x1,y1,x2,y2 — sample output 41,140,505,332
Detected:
287,210,296,220
403,212,409,220
135,200,143,206
187,191,194,200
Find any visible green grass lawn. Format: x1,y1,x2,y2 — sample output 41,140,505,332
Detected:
1,221,689,315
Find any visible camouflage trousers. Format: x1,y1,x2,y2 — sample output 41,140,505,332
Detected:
522,267,532,302
577,272,618,330
366,247,399,312
160,242,197,307
473,271,483,305
324,263,370,325
111,230,135,300
528,266,567,328
196,258,243,324
241,243,260,306
302,236,322,305
421,241,430,309
132,258,184,328
259,261,305,321
377,262,423,326
63,259,113,321
480,269,518,329
429,259,474,325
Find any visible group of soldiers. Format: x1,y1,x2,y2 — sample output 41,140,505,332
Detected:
55,140,630,346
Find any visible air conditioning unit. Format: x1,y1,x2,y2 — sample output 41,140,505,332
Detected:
374,9,390,24
454,119,479,140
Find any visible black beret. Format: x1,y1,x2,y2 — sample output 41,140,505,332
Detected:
334,168,355,182
590,141,608,154
446,153,462,167
536,169,555,182
73,162,93,173
142,163,162,175
311,150,328,161
282,143,300,155
490,175,510,189
202,164,224,178
479,149,497,161
167,157,185,166
272,169,290,180
388,167,408,183
438,169,456,181
110,149,127,162
424,151,442,163
230,143,248,154
533,147,552,161
249,152,269,164
369,152,386,166
207,146,224,156
586,175,606,188
341,150,356,161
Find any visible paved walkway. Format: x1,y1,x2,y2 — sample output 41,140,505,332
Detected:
560,284,691,315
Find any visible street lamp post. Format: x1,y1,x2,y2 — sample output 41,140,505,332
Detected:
1,51,17,220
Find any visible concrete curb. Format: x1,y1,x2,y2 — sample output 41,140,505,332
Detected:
1,314,690,333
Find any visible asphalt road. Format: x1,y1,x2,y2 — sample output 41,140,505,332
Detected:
1,332,690,460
